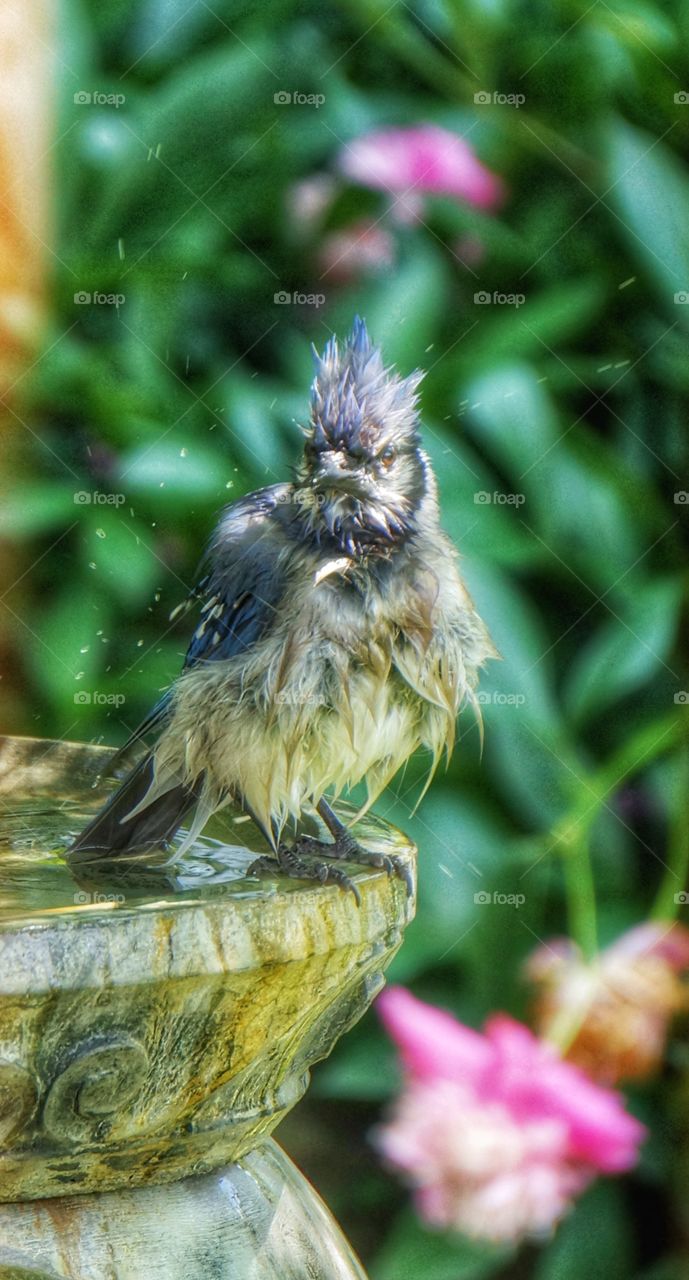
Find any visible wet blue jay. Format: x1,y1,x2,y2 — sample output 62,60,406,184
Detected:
68,318,495,897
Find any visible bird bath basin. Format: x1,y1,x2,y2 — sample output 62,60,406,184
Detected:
0,735,416,1278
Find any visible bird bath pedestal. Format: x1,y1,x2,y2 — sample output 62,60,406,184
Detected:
0,736,416,1278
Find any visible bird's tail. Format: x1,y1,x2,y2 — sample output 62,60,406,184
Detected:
67,754,200,864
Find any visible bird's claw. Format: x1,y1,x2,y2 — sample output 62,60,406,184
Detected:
247,845,361,905
294,834,414,897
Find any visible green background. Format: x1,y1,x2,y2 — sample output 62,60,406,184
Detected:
8,0,689,1274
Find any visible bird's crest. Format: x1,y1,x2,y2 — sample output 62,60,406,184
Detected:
309,317,423,452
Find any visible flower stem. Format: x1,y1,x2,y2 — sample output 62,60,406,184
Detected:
550,710,686,959
652,739,689,922
562,828,598,962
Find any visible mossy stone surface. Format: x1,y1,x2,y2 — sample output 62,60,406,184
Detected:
0,736,416,1201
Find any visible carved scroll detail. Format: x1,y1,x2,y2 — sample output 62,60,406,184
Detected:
43,1035,149,1144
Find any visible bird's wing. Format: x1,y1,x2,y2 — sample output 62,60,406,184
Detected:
110,483,290,763
182,482,289,669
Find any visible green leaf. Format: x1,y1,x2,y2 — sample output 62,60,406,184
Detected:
313,1022,398,1102
422,422,541,570
0,485,79,537
462,561,564,735
469,279,607,368
564,576,684,722
353,240,450,371
118,439,230,501
383,792,518,981
373,1210,510,1280
606,120,689,322
25,584,105,707
464,362,655,585
223,372,298,479
78,510,167,605
534,1180,634,1280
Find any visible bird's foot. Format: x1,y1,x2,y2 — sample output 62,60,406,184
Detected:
247,843,362,905
294,832,414,897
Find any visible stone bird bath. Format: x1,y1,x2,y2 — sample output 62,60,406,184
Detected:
0,735,416,1278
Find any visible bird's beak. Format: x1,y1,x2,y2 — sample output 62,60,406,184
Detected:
314,452,362,492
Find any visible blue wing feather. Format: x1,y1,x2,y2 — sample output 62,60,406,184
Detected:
112,484,288,761
183,484,288,668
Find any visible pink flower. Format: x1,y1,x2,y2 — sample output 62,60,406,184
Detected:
376,988,645,1244
339,125,504,212
527,922,689,1084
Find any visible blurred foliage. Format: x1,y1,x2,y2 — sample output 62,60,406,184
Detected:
6,0,689,1273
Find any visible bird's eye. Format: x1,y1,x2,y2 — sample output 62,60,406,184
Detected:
380,445,396,467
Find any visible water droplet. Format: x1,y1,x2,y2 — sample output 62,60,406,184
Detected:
80,645,90,654
180,448,188,457
96,528,106,539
